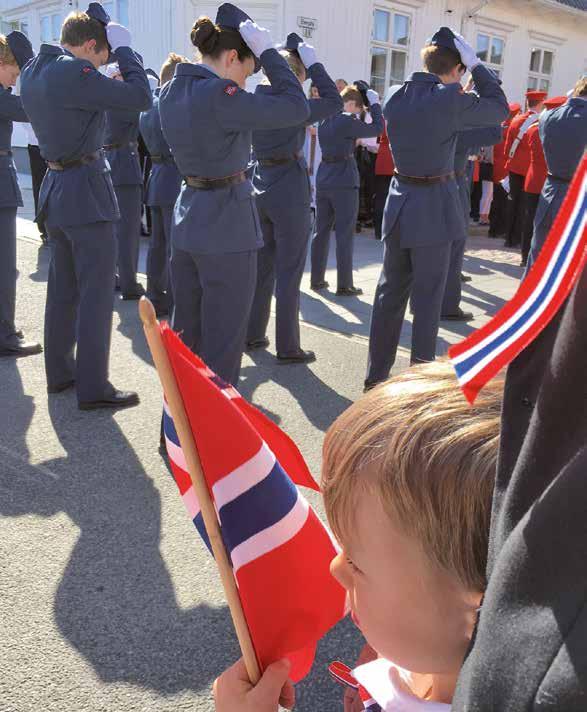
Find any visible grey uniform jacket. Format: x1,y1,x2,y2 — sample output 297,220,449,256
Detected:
0,87,27,209
158,48,310,256
252,61,342,206
383,65,508,247
139,87,182,208
19,44,152,228
103,106,143,187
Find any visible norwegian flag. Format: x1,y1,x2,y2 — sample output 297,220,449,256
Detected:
160,323,347,682
450,153,587,403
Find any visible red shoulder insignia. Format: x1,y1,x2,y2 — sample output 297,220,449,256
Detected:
224,84,238,96
82,66,93,74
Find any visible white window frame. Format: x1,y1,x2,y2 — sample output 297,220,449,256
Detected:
39,9,63,44
475,31,505,79
527,46,555,94
369,4,413,98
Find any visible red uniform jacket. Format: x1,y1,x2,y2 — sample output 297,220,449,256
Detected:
492,121,510,183
524,123,548,194
375,124,394,176
504,110,539,176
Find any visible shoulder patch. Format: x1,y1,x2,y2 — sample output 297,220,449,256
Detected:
224,84,238,96
82,66,93,75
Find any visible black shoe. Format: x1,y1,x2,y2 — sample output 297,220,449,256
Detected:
39,233,49,246
276,349,316,365
441,308,474,322
520,258,528,267
246,337,270,351
121,285,146,301
310,281,329,291
460,273,472,283
0,333,43,357
336,286,363,297
79,389,140,411
48,379,75,394
363,380,380,393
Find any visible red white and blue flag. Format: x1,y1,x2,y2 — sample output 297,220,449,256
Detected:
450,153,587,404
160,324,347,682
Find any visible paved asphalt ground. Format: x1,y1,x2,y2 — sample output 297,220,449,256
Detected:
1,189,522,712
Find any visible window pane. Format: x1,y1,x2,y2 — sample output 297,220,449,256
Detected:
20,21,29,37
527,76,537,90
41,16,51,42
539,78,550,92
51,13,61,40
390,50,407,83
102,1,114,19
476,34,489,62
542,50,553,75
118,0,129,27
529,48,541,72
373,9,389,42
490,37,504,66
370,46,388,98
393,14,409,46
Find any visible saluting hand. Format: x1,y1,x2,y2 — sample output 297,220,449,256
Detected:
366,89,380,106
298,43,319,69
452,31,480,70
239,19,274,58
106,22,132,52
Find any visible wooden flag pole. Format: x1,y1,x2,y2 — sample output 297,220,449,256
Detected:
139,297,261,684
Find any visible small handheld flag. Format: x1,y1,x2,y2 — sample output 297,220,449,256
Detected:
140,301,346,684
450,153,587,403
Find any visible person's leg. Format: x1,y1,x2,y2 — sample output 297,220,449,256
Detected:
0,207,17,341
521,192,539,266
246,208,276,346
333,188,360,291
310,191,334,287
114,184,143,295
410,243,452,363
28,145,48,238
273,201,312,356
366,229,412,386
505,173,525,247
161,205,174,313
146,206,168,310
489,183,506,237
441,240,468,317
199,250,257,386
171,247,203,356
479,180,494,223
69,222,117,402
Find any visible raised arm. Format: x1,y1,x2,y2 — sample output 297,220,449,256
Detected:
0,89,29,123
345,99,384,139
454,65,509,130
304,57,343,124
214,48,310,132
457,124,503,153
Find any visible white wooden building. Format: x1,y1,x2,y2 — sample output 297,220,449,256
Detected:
2,0,586,152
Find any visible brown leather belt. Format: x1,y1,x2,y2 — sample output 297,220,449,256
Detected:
547,172,570,183
322,154,354,163
47,151,102,171
150,154,174,165
394,171,455,185
103,141,138,151
185,171,246,191
0,149,12,157
257,151,303,167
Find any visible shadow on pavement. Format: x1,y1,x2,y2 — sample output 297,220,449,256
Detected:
29,242,50,283
0,388,238,694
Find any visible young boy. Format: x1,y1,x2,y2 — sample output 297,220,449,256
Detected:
213,361,502,710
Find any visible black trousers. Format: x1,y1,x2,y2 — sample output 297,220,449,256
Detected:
489,182,508,237
373,175,392,241
469,179,482,221
27,144,47,236
521,192,539,264
357,149,377,224
505,172,525,247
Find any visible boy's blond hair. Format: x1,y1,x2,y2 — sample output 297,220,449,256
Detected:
0,35,17,66
160,52,189,85
322,361,503,593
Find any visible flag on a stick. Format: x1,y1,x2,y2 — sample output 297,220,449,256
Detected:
450,153,587,403
159,323,346,682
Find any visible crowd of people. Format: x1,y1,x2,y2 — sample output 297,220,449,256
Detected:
1,1,586,709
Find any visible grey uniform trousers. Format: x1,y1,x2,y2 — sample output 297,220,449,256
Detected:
366,229,452,385
146,205,173,311
45,221,117,402
246,197,311,354
441,239,466,314
171,248,257,386
113,184,142,294
311,188,359,289
0,207,17,346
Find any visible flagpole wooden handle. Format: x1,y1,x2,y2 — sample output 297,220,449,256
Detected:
139,297,261,685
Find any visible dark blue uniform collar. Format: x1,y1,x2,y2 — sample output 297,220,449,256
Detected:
174,63,219,79
568,96,586,107
40,43,67,56
407,71,442,84
255,83,272,93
